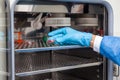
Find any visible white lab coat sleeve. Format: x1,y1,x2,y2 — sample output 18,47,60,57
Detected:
93,36,120,66
93,36,103,53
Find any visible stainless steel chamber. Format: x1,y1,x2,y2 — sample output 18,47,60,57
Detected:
5,0,116,80
14,4,105,80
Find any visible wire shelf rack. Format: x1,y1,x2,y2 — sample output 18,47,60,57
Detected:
15,52,102,76
15,38,83,53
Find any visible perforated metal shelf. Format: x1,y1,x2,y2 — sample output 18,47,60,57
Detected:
16,72,84,80
15,53,102,77
15,39,84,53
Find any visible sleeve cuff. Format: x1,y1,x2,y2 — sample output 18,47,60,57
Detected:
93,35,103,53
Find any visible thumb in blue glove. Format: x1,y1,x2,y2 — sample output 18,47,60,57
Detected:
48,27,92,47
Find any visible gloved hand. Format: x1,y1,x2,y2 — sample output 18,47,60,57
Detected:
48,27,93,47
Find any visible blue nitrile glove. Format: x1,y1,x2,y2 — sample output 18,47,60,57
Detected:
48,27,92,47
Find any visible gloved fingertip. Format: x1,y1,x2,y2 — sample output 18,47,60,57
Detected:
48,32,53,36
